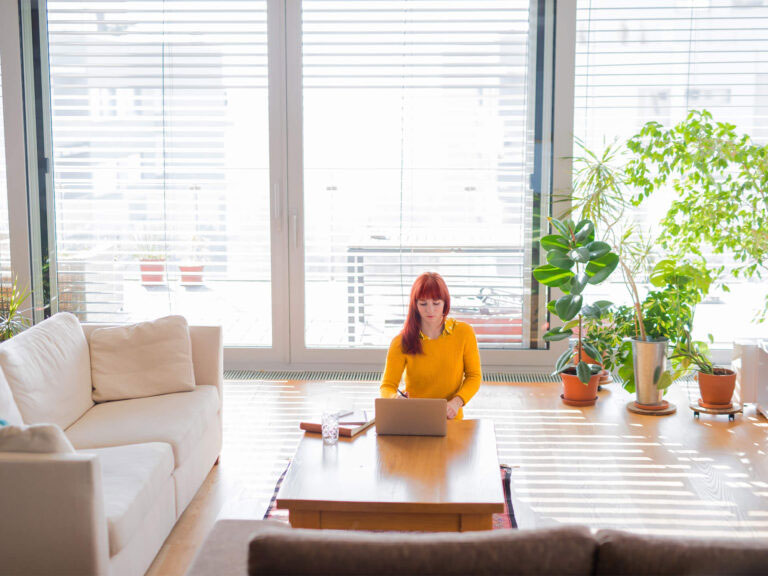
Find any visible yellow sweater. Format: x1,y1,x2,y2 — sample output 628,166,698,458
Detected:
380,318,482,420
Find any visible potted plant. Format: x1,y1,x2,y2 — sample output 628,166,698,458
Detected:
178,235,207,285
534,217,619,406
138,253,166,285
0,275,30,342
565,138,716,410
579,300,623,385
670,329,736,409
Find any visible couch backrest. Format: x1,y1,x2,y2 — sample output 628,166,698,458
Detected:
248,521,597,576
0,312,93,428
595,529,768,575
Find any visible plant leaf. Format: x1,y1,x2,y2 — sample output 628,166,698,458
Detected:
547,251,575,270
576,361,592,384
581,342,601,364
586,240,611,259
533,265,575,287
549,217,571,238
555,294,583,321
543,327,574,342
569,272,588,295
586,252,619,284
555,347,574,373
656,370,673,390
541,234,570,252
569,246,592,263
574,220,595,243
562,318,580,331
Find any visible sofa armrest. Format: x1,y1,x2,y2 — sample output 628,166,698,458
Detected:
189,325,224,405
0,452,110,576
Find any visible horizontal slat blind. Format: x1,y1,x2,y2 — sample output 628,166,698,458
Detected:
302,0,533,349
574,0,768,343
47,0,272,346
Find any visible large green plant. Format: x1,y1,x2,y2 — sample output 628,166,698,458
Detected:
533,217,619,383
614,258,713,393
626,109,768,320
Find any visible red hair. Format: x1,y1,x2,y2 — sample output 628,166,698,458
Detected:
401,272,451,355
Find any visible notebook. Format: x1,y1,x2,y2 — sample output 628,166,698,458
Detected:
299,409,375,438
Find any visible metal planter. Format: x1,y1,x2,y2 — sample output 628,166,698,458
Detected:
631,337,668,406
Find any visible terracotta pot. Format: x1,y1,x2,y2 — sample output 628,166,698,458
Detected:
140,260,165,284
560,367,601,406
697,368,736,406
179,264,205,285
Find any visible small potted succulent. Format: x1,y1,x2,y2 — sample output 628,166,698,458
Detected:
670,329,736,409
534,217,619,406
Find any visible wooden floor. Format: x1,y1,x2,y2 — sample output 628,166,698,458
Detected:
146,377,768,576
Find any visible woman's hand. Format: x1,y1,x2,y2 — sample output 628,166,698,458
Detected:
446,396,464,419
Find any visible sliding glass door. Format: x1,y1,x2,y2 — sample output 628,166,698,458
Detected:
45,0,275,348
291,0,547,362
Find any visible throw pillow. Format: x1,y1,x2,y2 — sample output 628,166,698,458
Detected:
0,369,23,426
0,423,75,453
90,315,196,402
0,312,93,429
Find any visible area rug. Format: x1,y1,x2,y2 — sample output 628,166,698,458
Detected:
264,463,517,529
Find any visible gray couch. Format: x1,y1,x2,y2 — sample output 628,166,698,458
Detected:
187,519,768,576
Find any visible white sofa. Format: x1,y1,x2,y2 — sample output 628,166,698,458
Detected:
0,313,223,576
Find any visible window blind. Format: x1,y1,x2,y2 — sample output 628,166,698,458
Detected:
301,0,535,349
46,0,272,346
574,0,768,343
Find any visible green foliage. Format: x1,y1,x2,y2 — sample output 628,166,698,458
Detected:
0,275,30,342
669,329,715,376
613,259,712,392
626,109,768,320
535,217,618,384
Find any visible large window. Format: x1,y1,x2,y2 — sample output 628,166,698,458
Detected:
46,0,272,346
574,0,768,344
36,0,552,362
301,0,539,349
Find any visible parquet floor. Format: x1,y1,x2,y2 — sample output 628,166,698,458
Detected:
146,377,768,576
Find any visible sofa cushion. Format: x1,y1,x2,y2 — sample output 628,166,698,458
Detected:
0,423,75,453
595,529,768,575
89,315,196,403
0,312,93,429
66,386,218,467
0,369,23,426
248,522,597,576
81,443,174,556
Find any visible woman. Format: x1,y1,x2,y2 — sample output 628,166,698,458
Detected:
380,272,482,420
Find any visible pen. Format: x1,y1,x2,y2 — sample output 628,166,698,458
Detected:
397,388,408,398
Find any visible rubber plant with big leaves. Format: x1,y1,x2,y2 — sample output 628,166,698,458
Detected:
534,217,619,384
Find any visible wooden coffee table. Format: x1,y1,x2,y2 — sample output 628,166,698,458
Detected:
276,419,504,531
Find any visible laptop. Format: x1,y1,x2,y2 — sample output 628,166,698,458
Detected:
375,397,447,436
